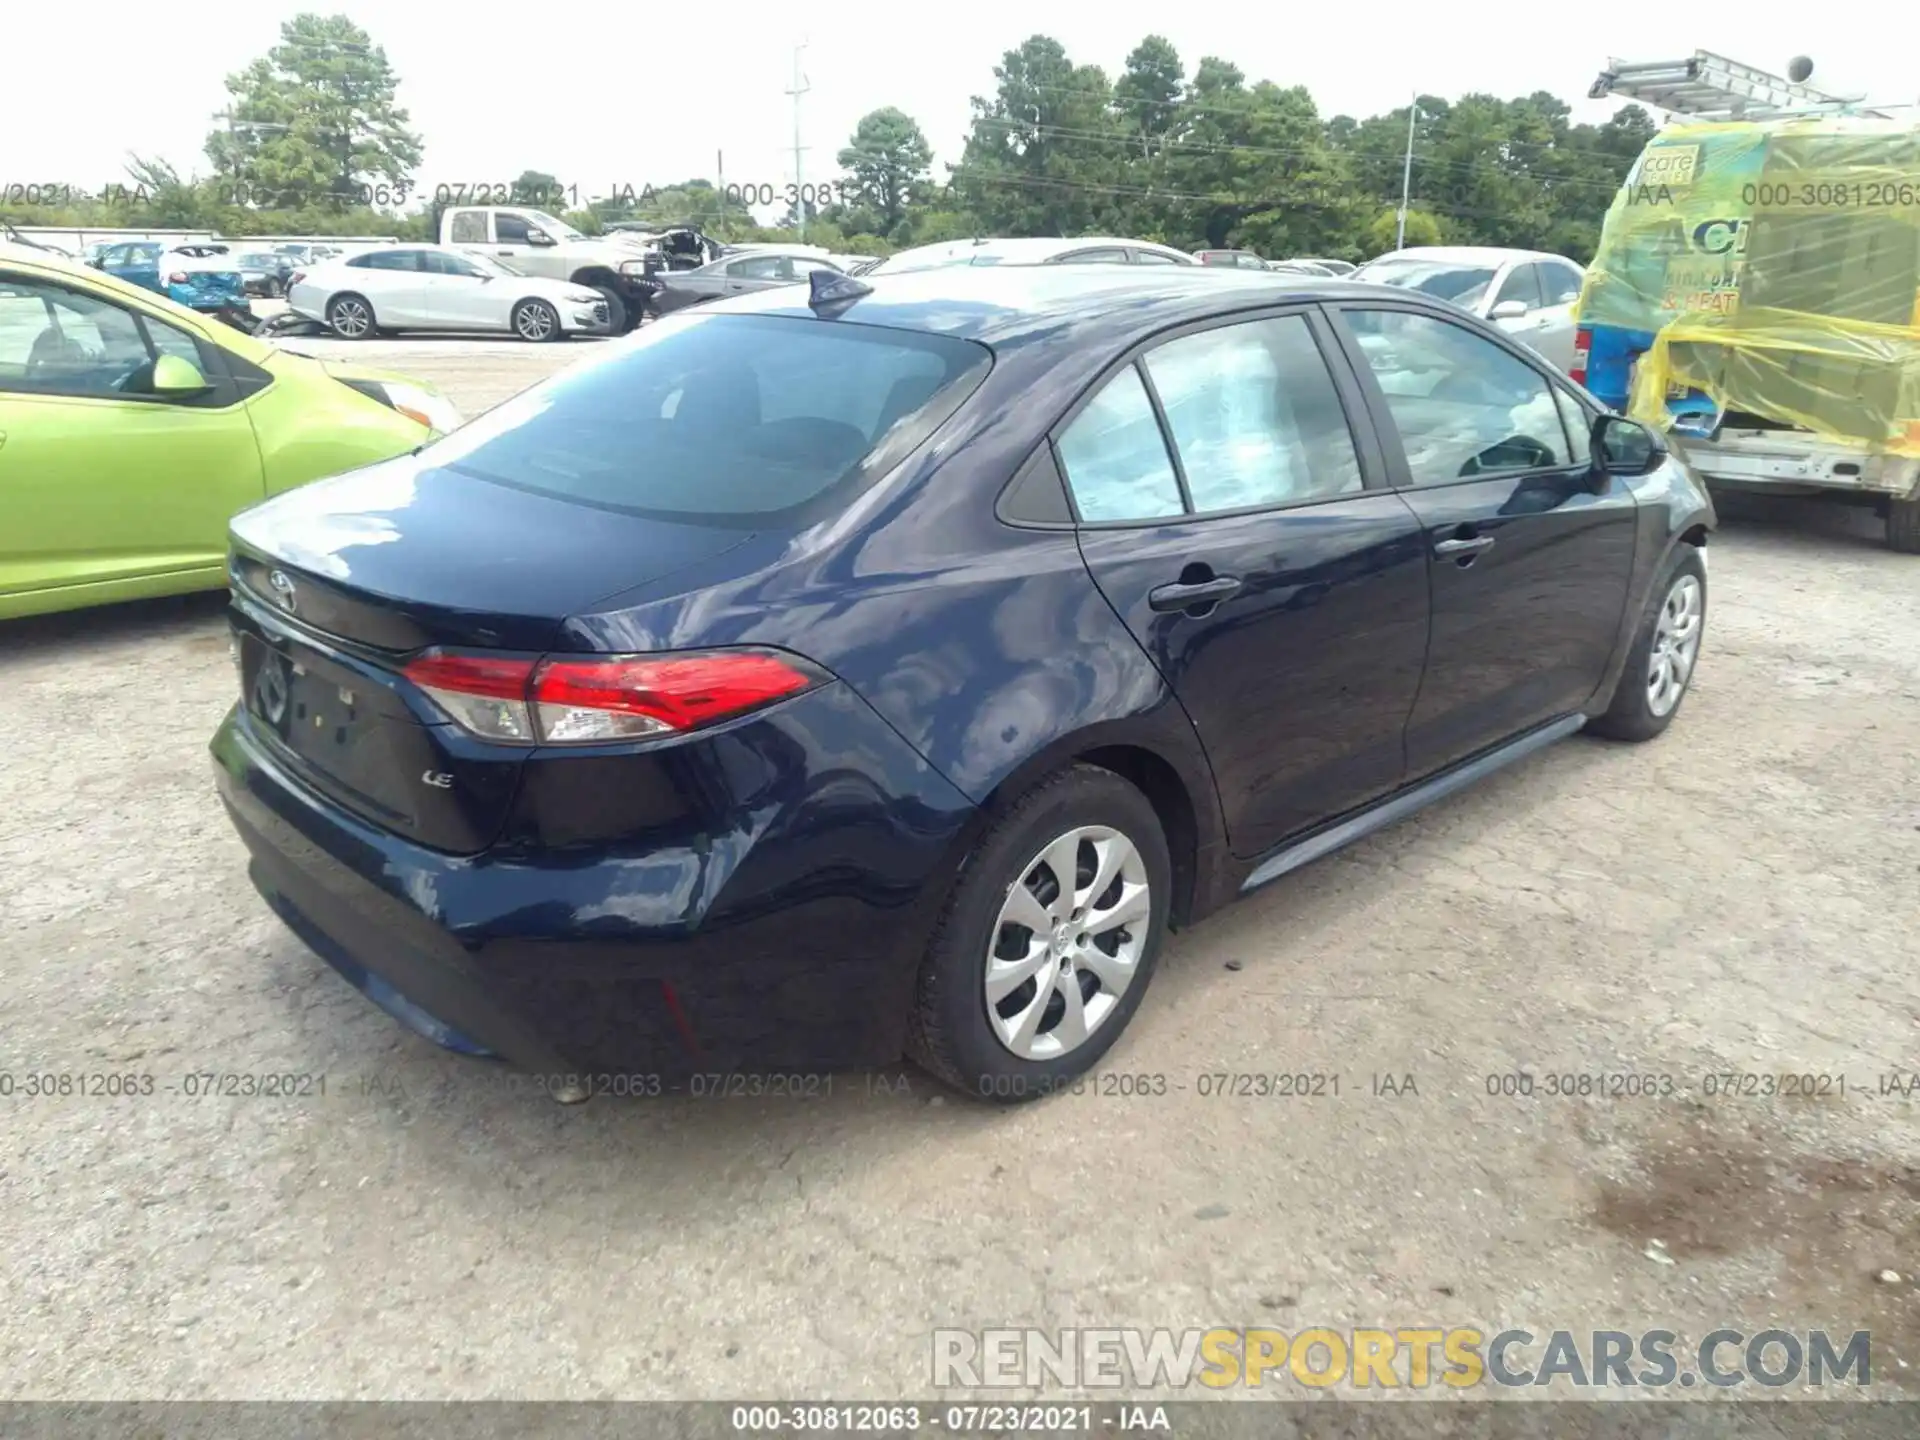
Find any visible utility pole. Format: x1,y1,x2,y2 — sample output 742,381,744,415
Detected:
1395,95,1418,251
786,41,810,240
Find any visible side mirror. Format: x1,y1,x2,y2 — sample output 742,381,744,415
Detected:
150,354,212,397
1592,413,1664,475
1489,299,1530,320
525,229,555,247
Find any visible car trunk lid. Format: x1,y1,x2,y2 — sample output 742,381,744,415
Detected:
226,454,755,853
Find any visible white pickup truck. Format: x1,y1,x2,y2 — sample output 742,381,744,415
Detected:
436,205,657,333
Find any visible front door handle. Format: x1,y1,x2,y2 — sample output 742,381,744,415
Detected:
1148,575,1242,613
1433,535,1495,557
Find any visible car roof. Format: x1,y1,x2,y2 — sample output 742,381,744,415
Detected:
879,236,1190,268
704,263,1391,347
1365,245,1574,266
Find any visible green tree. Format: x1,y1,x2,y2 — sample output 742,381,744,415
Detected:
837,108,933,234
207,14,423,212
1363,205,1444,254
953,36,1124,235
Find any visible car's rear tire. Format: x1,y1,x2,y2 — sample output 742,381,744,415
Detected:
1588,545,1707,742
512,298,562,343
1888,496,1920,554
326,293,375,340
906,765,1171,1103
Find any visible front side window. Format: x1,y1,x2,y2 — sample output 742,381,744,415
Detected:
1141,315,1363,511
1494,264,1544,310
493,212,531,244
1343,308,1571,484
727,255,785,279
1540,261,1585,306
1133,249,1184,265
1057,248,1130,265
1054,366,1185,523
0,274,199,398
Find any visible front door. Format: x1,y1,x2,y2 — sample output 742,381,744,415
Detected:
1059,307,1431,857
0,271,263,601
1330,303,1638,778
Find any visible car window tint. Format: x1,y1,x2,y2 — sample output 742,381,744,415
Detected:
1055,365,1186,522
728,255,784,279
423,312,991,526
1133,249,1183,265
0,275,154,396
493,213,531,244
1344,308,1571,483
1494,264,1544,309
1142,315,1362,511
1059,248,1129,264
1554,387,1593,465
449,211,488,244
1540,261,1585,305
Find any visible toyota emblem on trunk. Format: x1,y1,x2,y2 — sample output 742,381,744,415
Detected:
267,569,297,613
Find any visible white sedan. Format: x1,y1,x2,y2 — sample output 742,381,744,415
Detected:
287,245,612,341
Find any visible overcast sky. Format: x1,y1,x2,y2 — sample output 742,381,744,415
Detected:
11,2,1915,203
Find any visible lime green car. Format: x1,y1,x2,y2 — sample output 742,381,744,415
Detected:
0,245,462,620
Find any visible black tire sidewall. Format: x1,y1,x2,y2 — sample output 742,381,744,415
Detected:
1595,545,1707,740
916,769,1171,1102
591,286,628,335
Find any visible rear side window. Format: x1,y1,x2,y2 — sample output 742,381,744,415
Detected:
1054,366,1185,522
425,313,992,526
1141,316,1362,510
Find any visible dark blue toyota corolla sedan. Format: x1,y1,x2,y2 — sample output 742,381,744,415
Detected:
211,265,1714,1102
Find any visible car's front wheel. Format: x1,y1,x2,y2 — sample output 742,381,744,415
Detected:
512,298,562,342
908,765,1170,1102
1589,545,1706,742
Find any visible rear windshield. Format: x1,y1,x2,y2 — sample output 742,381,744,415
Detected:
423,313,992,526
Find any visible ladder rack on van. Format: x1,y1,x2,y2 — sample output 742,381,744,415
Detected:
1589,51,1890,121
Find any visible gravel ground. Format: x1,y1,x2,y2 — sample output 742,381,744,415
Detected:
3,344,1918,1402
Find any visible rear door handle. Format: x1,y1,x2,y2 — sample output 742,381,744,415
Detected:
1148,576,1242,612
1433,535,1495,557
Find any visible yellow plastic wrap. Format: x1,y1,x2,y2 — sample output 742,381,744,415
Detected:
1576,115,1920,456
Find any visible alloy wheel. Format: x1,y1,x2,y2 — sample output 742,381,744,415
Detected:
330,299,370,338
1647,574,1703,717
984,825,1150,1061
516,303,555,341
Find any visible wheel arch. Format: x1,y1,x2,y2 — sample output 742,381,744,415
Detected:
569,265,621,289
954,724,1222,931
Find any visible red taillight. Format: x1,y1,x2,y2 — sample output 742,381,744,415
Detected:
168,271,189,284
1569,327,1592,385
401,649,823,745
289,270,305,285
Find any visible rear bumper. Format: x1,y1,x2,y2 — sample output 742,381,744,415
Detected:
210,685,977,1079
1671,432,1920,499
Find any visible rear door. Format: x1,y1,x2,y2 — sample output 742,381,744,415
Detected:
355,250,432,326
1060,306,1431,857
0,269,264,599
1328,302,1638,778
